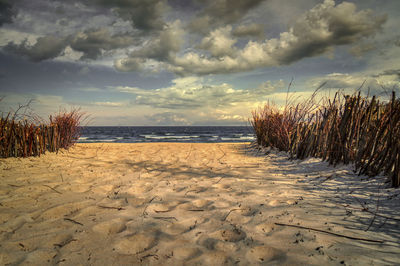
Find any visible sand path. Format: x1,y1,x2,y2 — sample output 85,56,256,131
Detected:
0,143,399,265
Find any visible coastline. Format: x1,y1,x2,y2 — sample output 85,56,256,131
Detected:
1,143,399,265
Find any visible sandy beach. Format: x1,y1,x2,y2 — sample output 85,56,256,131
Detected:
0,143,399,265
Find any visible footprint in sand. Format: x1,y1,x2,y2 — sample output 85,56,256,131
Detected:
268,200,280,207
212,183,230,189
164,217,203,235
126,184,153,194
194,251,233,265
240,206,258,216
192,199,211,208
210,227,246,242
246,245,286,264
177,199,211,211
0,251,25,265
92,218,127,236
255,222,276,234
0,215,33,233
96,198,127,209
286,199,298,205
172,246,201,260
20,249,58,265
91,184,114,194
147,202,175,213
113,232,157,255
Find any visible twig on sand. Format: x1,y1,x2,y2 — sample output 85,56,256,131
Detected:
184,189,202,195
142,196,162,216
221,208,241,221
43,184,62,194
152,216,178,221
340,203,400,222
214,177,224,184
54,238,77,248
8,184,23,187
275,223,384,244
97,205,125,210
365,194,381,232
140,253,159,262
185,144,193,160
217,145,227,164
64,218,83,226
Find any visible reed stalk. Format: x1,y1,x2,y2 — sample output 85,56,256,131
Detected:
252,90,400,188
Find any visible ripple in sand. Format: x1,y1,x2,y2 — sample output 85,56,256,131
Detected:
246,245,285,263
91,184,114,194
92,218,127,235
113,233,157,255
40,202,89,220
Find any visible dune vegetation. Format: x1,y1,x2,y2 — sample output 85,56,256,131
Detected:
0,104,84,158
252,90,400,187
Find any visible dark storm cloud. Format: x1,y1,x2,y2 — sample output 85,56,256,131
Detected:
5,28,136,61
69,28,137,60
5,36,67,62
276,1,387,64
169,0,388,76
188,0,266,34
232,23,264,38
373,69,400,80
0,0,17,26
114,21,183,71
146,112,189,125
93,0,167,31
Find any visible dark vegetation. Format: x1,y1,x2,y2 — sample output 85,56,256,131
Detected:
252,90,400,187
0,100,84,158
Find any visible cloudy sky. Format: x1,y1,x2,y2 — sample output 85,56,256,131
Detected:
0,0,399,126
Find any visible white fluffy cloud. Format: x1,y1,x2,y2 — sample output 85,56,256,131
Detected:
308,71,400,97
115,77,282,109
1,0,388,75
198,26,237,57
114,20,183,71
169,0,387,75
232,23,264,39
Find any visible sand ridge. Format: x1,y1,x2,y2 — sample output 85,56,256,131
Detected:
0,143,399,265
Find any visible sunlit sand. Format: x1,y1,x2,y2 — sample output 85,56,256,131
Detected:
1,143,399,265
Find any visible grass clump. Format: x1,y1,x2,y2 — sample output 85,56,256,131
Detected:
0,103,84,158
252,90,400,188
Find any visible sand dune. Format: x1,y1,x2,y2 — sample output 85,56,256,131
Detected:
1,143,399,265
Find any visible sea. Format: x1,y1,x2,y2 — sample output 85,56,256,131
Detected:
78,126,255,143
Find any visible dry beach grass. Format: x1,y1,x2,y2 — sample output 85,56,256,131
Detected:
1,143,399,265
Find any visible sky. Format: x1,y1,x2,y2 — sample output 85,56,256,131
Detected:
0,0,399,126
